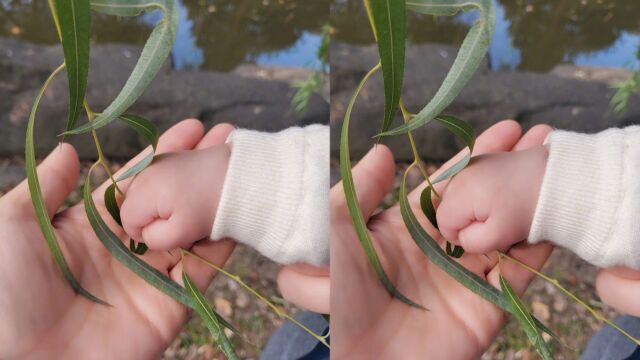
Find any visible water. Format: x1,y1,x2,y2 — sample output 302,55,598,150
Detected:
0,0,328,72
3,0,638,73
332,0,640,72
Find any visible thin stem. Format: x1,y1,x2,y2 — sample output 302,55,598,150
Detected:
182,250,330,348
498,252,640,346
84,102,123,196
399,101,441,199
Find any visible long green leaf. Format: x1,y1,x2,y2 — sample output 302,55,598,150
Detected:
83,165,238,332
432,115,476,183
398,169,557,336
183,271,239,360
419,186,438,229
500,275,553,360
104,183,121,226
118,114,159,151
25,64,108,305
54,0,90,134
63,0,177,135
111,115,158,182
370,0,405,133
340,63,424,309
421,185,464,257
379,0,495,136
117,153,154,182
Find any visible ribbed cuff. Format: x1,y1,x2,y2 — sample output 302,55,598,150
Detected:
211,125,329,266
528,128,640,268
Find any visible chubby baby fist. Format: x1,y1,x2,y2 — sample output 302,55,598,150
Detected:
120,144,230,251
435,146,548,254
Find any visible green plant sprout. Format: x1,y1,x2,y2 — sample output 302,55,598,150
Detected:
610,45,640,115
340,0,640,358
26,1,327,357
291,23,330,113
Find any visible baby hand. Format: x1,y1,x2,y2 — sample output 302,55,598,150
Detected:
120,144,230,250
436,146,548,254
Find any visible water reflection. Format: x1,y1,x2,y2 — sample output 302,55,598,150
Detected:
0,0,328,72
331,0,640,72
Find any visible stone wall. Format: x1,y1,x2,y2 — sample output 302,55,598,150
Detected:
0,38,329,159
330,42,640,161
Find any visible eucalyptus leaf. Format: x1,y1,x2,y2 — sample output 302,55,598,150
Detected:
25,64,107,305
379,0,494,136
127,239,147,256
117,153,154,182
436,115,475,151
104,183,121,226
340,63,424,309
83,165,238,332
370,0,405,133
118,114,159,151
419,186,438,229
420,185,465,257
54,0,90,135
183,271,239,360
63,0,177,135
500,275,553,360
445,242,464,258
431,115,476,183
134,241,148,255
398,169,556,336
432,153,471,184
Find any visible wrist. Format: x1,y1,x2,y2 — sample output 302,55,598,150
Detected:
201,143,231,230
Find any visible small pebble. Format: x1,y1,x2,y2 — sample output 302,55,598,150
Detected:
531,300,550,321
214,297,233,318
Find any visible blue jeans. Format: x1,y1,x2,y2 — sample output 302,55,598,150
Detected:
260,312,329,360
582,316,640,359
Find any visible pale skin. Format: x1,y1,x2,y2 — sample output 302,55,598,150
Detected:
436,145,549,254
3,119,638,358
120,144,231,251
0,119,322,359
437,134,640,319
331,120,556,359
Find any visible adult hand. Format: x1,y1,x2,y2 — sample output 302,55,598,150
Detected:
596,267,640,317
331,120,554,359
0,120,236,359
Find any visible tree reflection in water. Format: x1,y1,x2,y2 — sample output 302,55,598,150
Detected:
330,0,640,72
0,0,328,72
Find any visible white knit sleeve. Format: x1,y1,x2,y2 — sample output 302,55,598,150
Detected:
210,125,329,267
528,126,640,269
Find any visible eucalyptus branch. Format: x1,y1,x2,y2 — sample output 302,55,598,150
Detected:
182,250,330,348
399,101,440,199
498,252,640,347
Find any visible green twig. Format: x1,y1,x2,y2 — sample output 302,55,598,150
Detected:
182,250,330,348
498,252,640,346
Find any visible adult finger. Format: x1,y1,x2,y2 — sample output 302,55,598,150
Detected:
596,268,640,317
194,123,235,150
278,264,330,314
169,240,236,291
5,143,80,218
331,144,396,222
